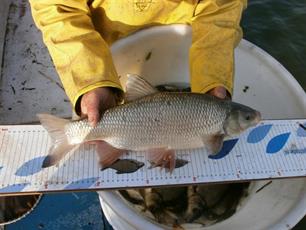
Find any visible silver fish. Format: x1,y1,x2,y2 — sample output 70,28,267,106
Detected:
184,186,206,222
38,74,261,170
138,187,185,225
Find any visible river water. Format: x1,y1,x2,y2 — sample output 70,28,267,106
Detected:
242,0,306,91
243,1,306,229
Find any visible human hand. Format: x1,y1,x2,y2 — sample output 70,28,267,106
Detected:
80,87,118,127
80,87,123,167
207,86,231,100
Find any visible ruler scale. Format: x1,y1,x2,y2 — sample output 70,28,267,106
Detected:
0,119,305,195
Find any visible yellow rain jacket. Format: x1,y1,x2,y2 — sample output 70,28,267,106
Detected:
29,0,247,112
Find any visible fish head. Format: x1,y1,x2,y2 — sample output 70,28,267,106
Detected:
224,102,261,136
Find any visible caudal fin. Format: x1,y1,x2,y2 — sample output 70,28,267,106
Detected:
37,114,76,168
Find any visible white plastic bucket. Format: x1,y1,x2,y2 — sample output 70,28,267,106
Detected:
98,25,306,230
0,194,42,226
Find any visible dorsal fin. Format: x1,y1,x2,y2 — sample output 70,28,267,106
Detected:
124,74,158,102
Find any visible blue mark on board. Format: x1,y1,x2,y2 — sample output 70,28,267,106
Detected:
247,124,272,143
15,156,45,176
64,177,99,190
0,183,29,193
266,132,291,154
297,123,306,137
209,139,239,160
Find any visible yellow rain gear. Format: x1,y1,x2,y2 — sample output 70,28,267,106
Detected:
29,0,247,112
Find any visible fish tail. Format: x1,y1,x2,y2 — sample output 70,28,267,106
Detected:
37,114,76,168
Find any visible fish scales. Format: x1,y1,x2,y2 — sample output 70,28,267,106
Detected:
65,93,230,150
38,74,260,168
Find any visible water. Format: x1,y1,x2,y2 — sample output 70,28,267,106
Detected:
243,1,306,228
242,0,306,91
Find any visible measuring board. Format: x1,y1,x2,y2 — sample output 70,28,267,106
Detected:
0,119,305,195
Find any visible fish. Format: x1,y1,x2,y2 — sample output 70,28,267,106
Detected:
148,158,189,171
101,159,144,174
184,186,206,222
138,187,185,225
184,184,230,223
38,74,261,170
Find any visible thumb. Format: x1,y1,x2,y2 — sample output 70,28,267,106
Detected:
87,108,100,127
208,86,227,99
81,96,100,127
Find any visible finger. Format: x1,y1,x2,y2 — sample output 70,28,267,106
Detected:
80,93,100,126
212,87,226,99
208,87,226,99
80,103,88,116
87,105,100,127
83,95,100,127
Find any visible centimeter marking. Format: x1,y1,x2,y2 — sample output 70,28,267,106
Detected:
0,119,305,194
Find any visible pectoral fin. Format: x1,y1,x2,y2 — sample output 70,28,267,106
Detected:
203,134,225,155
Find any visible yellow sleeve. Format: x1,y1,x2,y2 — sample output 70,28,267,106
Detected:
29,0,123,112
190,0,247,95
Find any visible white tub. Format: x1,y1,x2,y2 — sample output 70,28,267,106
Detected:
98,25,306,230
